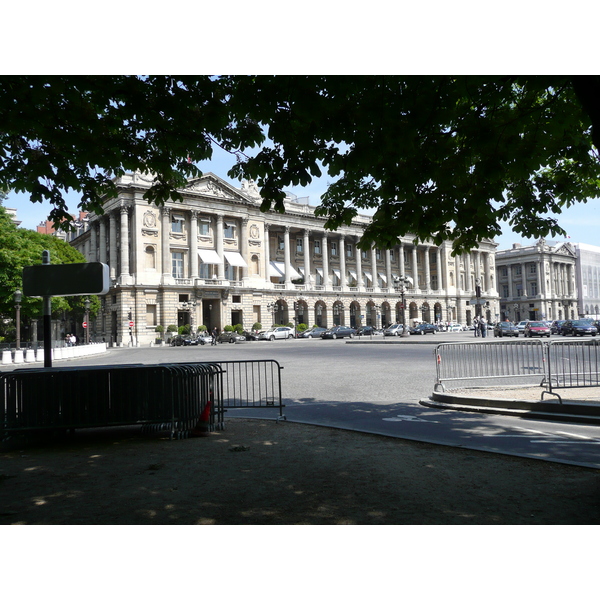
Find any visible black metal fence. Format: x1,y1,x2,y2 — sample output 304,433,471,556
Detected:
1,362,223,439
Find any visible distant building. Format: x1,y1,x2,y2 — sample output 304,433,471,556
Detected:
573,243,600,318
5,207,21,226
67,172,500,345
495,240,578,322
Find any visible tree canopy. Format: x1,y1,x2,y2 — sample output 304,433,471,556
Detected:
1,75,599,251
0,206,97,328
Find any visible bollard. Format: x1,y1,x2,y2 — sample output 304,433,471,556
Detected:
25,349,36,363
13,350,24,364
2,350,12,365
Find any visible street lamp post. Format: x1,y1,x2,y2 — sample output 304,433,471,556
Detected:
393,275,412,337
182,298,198,335
84,297,90,345
14,289,22,350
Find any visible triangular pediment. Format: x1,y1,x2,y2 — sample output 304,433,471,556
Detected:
554,242,576,257
185,172,260,204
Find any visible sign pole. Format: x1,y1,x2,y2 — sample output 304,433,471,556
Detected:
42,250,52,368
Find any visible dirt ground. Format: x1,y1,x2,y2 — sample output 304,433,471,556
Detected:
1,418,600,525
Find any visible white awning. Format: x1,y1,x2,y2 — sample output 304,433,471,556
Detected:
364,271,373,282
269,261,302,280
224,251,248,267
197,249,223,264
332,268,341,278
378,272,387,283
348,270,357,279
316,268,324,276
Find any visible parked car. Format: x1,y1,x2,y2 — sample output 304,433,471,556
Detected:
550,320,566,334
217,331,247,344
446,324,464,332
170,334,205,346
383,324,405,337
515,321,528,334
320,325,357,339
524,321,551,338
258,326,294,341
301,327,327,338
242,331,260,341
493,322,520,338
409,323,438,335
561,319,598,337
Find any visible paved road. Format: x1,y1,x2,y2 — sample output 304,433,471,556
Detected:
6,333,600,468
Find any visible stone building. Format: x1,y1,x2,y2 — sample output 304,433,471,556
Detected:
573,243,600,319
495,240,578,322
69,172,499,345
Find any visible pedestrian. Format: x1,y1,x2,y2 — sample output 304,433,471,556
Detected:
473,316,480,337
211,327,218,346
480,317,487,338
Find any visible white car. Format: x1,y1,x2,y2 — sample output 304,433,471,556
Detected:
447,324,463,332
258,326,294,341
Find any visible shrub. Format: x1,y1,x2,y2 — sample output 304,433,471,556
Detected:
234,324,244,334
179,324,191,335
167,324,178,333
252,322,262,331
224,325,234,332
297,323,308,334
197,325,207,333
155,325,164,333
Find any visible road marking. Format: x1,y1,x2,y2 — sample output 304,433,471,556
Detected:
555,431,594,440
382,415,428,422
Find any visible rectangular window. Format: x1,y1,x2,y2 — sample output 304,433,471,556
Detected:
530,263,537,274
199,263,210,278
314,240,321,254
346,244,353,258
331,242,338,256
431,274,438,290
530,282,538,296
501,266,508,277
199,220,210,236
362,250,368,260
224,222,236,239
515,265,522,276
171,214,184,233
296,238,303,253
503,284,509,298
146,304,157,326
376,249,382,260
172,252,184,278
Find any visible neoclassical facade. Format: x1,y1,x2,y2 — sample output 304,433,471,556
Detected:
69,172,499,345
495,240,578,322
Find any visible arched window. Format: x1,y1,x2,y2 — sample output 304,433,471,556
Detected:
145,246,156,270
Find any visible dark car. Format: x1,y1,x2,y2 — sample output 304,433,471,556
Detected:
561,319,598,337
356,326,376,336
217,331,247,344
170,334,204,346
301,327,327,338
320,325,357,339
242,331,260,341
551,320,566,334
524,321,551,338
409,323,438,335
493,322,520,338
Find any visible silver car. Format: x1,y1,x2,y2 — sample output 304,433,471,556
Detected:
383,324,405,336
258,326,294,341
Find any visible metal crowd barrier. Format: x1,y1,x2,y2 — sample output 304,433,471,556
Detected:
434,340,547,391
546,339,600,399
1,362,224,439
211,360,285,419
435,339,600,404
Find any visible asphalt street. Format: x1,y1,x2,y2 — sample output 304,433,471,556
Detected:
4,332,600,468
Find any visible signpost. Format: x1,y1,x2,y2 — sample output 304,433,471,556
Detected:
23,253,109,367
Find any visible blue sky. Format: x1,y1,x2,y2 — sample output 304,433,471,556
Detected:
6,143,600,252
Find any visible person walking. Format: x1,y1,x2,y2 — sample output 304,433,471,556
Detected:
211,327,218,346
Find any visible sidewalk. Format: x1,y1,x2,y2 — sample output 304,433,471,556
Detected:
423,384,600,424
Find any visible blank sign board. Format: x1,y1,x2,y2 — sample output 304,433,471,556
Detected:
23,262,110,297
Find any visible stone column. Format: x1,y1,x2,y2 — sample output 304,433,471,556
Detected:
89,223,97,262
119,203,131,284
161,207,171,280
264,224,271,284
399,242,405,278
385,248,392,291
355,238,363,291
109,210,118,280
340,235,347,289
304,229,311,288
216,215,224,280
371,245,378,290
436,247,444,293
190,210,199,279
284,226,292,284
424,246,431,292
99,217,107,265
322,233,329,287
412,245,419,291
484,252,493,293
240,218,249,280
465,252,473,293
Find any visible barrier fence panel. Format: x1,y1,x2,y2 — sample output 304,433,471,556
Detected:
435,340,547,392
207,360,285,419
546,339,600,394
1,362,224,439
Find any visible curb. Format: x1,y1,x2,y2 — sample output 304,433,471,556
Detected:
421,391,600,425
